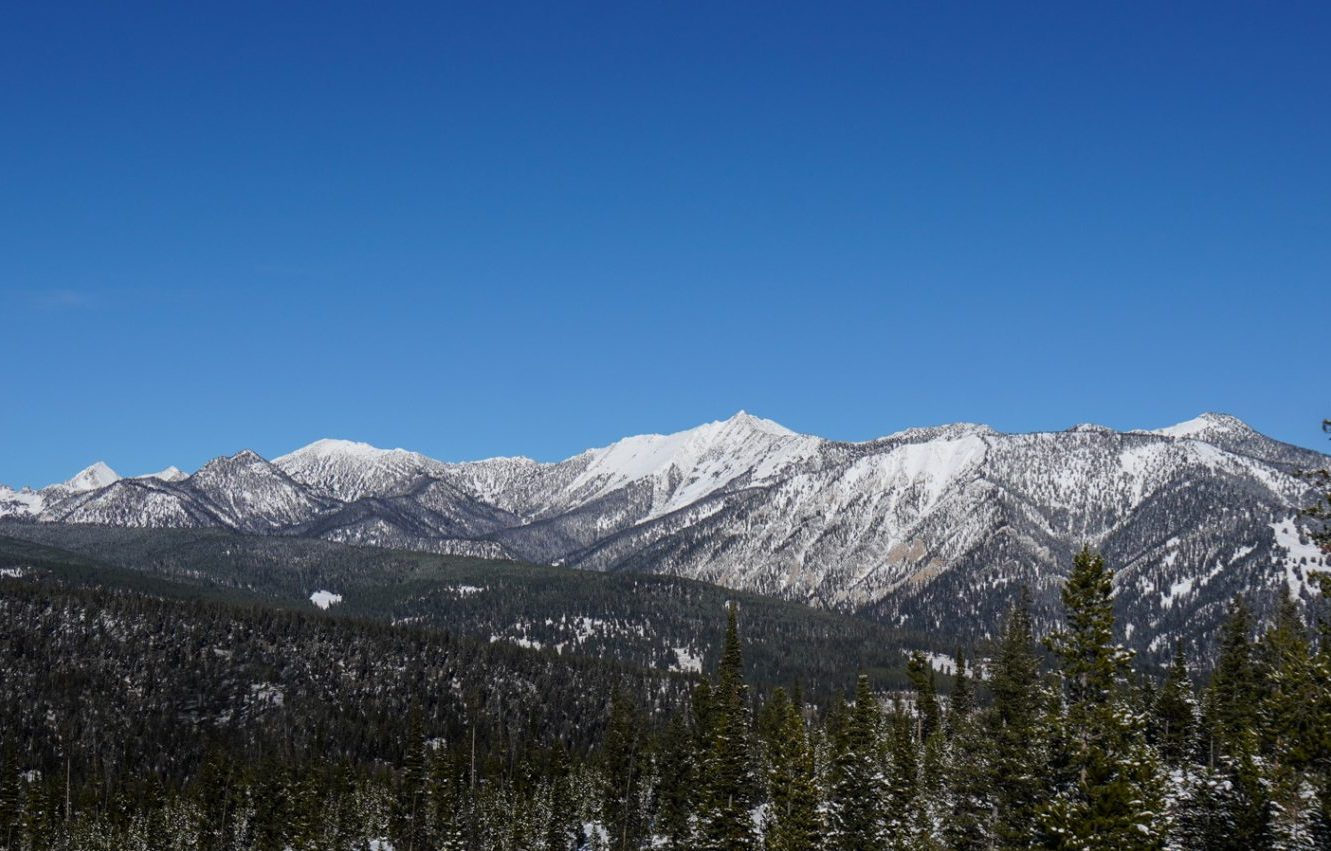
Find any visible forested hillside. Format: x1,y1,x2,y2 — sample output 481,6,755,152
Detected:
3,545,1331,849
0,525,923,696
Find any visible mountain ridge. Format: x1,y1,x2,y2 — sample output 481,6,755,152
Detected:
3,411,1327,658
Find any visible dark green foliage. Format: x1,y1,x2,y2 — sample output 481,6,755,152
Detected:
0,524,922,698
1041,547,1164,849
761,687,822,851
947,646,974,732
905,651,941,742
989,589,1047,848
1206,595,1261,763
828,674,884,851
654,709,696,851
5,530,1331,849
1151,644,1197,768
602,688,646,851
942,703,994,850
697,603,758,850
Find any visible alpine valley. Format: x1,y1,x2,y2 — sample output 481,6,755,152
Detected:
2,411,1327,660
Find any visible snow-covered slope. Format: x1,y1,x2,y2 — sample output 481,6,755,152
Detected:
2,411,1327,658
275,438,449,501
139,466,187,483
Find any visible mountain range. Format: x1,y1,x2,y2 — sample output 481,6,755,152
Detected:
3,411,1328,659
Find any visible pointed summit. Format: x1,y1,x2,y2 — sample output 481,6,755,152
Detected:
723,410,797,437
61,461,120,492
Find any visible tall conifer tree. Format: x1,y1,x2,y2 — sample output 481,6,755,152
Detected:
1041,547,1165,849
828,674,885,851
698,603,758,851
989,589,1046,848
1152,644,1197,769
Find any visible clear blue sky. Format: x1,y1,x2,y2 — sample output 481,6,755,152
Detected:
3,2,1328,487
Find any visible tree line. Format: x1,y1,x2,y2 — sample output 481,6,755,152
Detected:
3,544,1331,849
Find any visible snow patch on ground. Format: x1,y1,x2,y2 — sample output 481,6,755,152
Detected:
582,822,609,847
309,590,343,609
673,646,703,674
1162,577,1195,609
920,651,957,675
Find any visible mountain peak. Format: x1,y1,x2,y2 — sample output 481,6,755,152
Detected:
721,410,797,437
198,450,268,473
139,466,188,483
276,438,423,466
62,461,120,492
1066,422,1115,434
1152,412,1255,439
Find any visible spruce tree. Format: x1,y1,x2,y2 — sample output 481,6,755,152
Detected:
1258,597,1323,847
943,699,995,850
0,746,20,851
884,696,919,850
602,686,645,851
906,652,942,742
1040,547,1165,850
763,687,823,851
828,674,885,851
542,744,577,851
947,647,974,737
697,603,758,851
1152,643,1197,769
395,705,431,850
1207,596,1260,762
656,709,697,851
1201,594,1270,847
988,589,1046,849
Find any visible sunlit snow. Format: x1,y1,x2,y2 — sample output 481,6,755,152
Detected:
309,590,343,609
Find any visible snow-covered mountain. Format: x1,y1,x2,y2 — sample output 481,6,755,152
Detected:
3,411,1327,657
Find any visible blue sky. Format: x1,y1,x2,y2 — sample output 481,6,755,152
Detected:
3,2,1328,486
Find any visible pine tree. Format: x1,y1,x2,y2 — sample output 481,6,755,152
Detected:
827,674,885,851
656,708,697,851
541,744,577,851
1152,643,1197,769
1258,597,1323,847
602,687,645,851
395,705,431,850
1207,596,1260,763
906,652,941,743
943,700,995,851
763,687,822,851
0,746,21,851
947,647,974,737
988,589,1046,849
1310,580,1331,847
1040,547,1165,850
1198,594,1271,847
697,603,758,851
884,696,919,850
